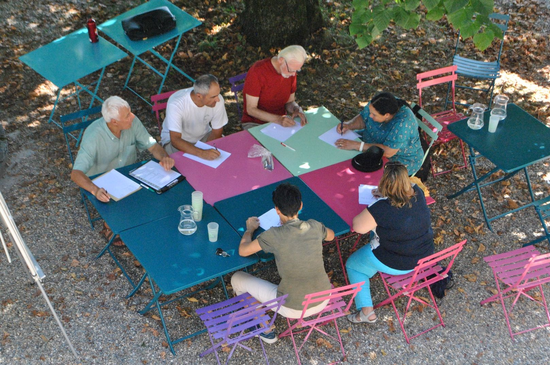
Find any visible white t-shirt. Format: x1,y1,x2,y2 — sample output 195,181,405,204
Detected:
160,88,228,146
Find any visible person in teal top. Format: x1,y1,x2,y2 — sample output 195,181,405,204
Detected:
336,92,423,175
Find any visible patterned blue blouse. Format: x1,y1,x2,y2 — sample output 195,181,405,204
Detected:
359,104,423,174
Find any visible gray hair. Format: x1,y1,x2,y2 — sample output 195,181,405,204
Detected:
278,45,307,64
193,74,219,95
102,96,130,123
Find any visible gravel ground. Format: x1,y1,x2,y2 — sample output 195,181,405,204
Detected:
1,0,550,364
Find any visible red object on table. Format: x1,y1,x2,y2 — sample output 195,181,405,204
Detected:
87,19,99,43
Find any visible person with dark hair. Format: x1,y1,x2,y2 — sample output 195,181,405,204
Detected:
160,74,228,160
345,162,434,323
231,182,335,343
336,91,424,175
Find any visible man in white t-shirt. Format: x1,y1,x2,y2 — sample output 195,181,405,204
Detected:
160,74,228,160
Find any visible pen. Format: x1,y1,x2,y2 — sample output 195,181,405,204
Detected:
140,183,155,193
281,142,296,151
340,119,344,136
213,143,218,151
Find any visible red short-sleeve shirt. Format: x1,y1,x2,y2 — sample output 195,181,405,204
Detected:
242,58,297,124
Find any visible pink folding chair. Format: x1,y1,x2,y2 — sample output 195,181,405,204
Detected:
481,246,550,340
375,240,467,343
416,65,468,177
151,90,177,133
196,292,287,365
278,282,364,365
228,72,247,120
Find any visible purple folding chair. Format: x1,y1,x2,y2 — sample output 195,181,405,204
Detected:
196,292,287,365
481,246,550,340
278,282,364,365
228,72,247,120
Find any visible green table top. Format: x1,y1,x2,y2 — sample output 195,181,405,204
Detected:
248,106,360,176
448,104,550,173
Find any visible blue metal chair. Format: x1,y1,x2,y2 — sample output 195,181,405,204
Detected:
228,72,247,121
61,106,103,228
448,13,510,108
524,196,550,248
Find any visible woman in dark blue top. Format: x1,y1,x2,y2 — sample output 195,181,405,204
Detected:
345,161,434,323
336,92,424,175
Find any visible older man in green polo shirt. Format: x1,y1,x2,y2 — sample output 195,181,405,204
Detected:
71,96,174,202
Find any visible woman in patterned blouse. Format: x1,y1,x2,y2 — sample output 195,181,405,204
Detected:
336,92,424,175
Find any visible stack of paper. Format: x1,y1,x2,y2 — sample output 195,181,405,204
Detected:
92,170,141,201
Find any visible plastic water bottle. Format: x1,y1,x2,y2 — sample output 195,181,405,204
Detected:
87,19,99,43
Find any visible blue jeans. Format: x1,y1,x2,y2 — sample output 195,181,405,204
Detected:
345,244,412,310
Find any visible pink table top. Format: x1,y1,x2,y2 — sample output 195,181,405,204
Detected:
300,160,384,229
171,131,292,205
300,160,436,229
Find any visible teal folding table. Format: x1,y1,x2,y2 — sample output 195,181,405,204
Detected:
214,177,351,281
447,104,550,234
98,0,202,104
19,29,127,127
119,205,258,355
83,161,195,290
248,106,360,176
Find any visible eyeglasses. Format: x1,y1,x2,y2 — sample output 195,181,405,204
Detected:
283,58,301,73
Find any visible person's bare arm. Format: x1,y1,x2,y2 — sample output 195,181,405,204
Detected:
169,131,220,160
70,169,110,203
336,114,365,134
245,94,296,127
324,227,335,242
285,93,307,126
239,217,263,256
148,143,174,170
206,128,223,142
352,208,377,234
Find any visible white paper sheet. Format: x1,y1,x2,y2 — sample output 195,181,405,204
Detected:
259,208,282,231
260,119,303,142
358,184,378,206
92,169,141,201
319,126,360,147
129,160,181,191
182,141,231,168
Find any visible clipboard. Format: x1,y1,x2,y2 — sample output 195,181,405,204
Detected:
129,160,185,194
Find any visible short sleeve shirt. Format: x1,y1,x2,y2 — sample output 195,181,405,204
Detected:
73,116,156,176
368,185,435,270
257,219,331,310
360,104,424,174
160,88,228,146
242,58,297,124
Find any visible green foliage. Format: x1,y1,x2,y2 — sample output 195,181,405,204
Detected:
350,0,500,51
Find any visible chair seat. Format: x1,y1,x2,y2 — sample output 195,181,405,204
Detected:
380,264,443,290
453,55,501,80
431,110,464,144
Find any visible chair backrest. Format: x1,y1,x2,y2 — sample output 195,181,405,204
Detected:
404,240,467,291
151,90,178,133
410,103,443,175
61,106,103,164
453,13,510,61
296,282,364,325
228,72,247,120
516,252,550,290
416,65,459,114
196,293,287,345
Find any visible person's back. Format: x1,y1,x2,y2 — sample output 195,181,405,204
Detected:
368,184,433,269
258,218,330,310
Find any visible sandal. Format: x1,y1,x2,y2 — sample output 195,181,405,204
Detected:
103,225,126,247
347,310,377,324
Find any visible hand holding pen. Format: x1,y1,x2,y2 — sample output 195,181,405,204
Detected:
336,120,350,135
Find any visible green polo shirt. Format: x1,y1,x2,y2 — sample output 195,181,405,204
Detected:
73,116,156,176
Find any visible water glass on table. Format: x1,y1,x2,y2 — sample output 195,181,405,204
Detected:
489,108,507,133
192,191,203,221
207,222,219,242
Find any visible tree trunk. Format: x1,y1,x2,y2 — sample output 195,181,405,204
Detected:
240,0,324,49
